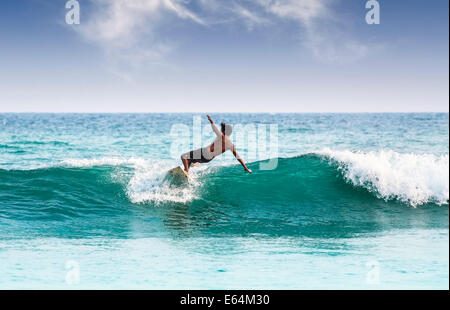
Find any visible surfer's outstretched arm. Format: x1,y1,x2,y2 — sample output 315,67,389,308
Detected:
232,146,252,173
207,114,221,137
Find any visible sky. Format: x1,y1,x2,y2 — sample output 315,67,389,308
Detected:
0,0,448,112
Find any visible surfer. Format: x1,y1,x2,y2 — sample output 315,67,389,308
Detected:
180,115,252,175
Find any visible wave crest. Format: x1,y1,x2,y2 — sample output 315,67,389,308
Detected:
62,157,198,204
318,148,449,206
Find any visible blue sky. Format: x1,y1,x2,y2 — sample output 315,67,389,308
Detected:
0,0,448,112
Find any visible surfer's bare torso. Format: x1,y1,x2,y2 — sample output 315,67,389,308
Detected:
180,115,252,175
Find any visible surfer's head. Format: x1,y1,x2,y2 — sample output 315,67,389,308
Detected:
221,123,233,136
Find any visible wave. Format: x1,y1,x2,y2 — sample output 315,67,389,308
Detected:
1,150,448,210
61,157,199,204
317,148,449,206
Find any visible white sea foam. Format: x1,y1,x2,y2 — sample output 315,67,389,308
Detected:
126,161,200,205
62,157,150,169
62,157,200,204
318,148,449,206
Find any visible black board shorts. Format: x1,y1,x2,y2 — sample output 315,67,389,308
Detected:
181,148,213,164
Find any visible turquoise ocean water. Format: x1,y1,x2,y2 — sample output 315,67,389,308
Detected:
0,113,448,289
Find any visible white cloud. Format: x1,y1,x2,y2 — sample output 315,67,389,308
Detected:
253,0,371,63
73,0,374,77
79,0,203,46
233,5,269,30
74,0,204,80
255,0,328,25
302,22,370,63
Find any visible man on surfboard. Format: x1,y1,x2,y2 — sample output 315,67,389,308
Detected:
181,115,252,175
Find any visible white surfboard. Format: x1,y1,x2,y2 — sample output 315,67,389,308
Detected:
168,166,191,181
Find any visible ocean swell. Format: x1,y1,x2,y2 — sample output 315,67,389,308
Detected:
1,149,448,209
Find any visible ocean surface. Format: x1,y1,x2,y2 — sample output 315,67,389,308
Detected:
0,113,448,289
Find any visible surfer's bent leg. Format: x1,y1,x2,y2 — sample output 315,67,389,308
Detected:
181,148,212,173
181,151,193,173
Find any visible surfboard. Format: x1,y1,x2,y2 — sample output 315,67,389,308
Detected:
168,166,191,181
